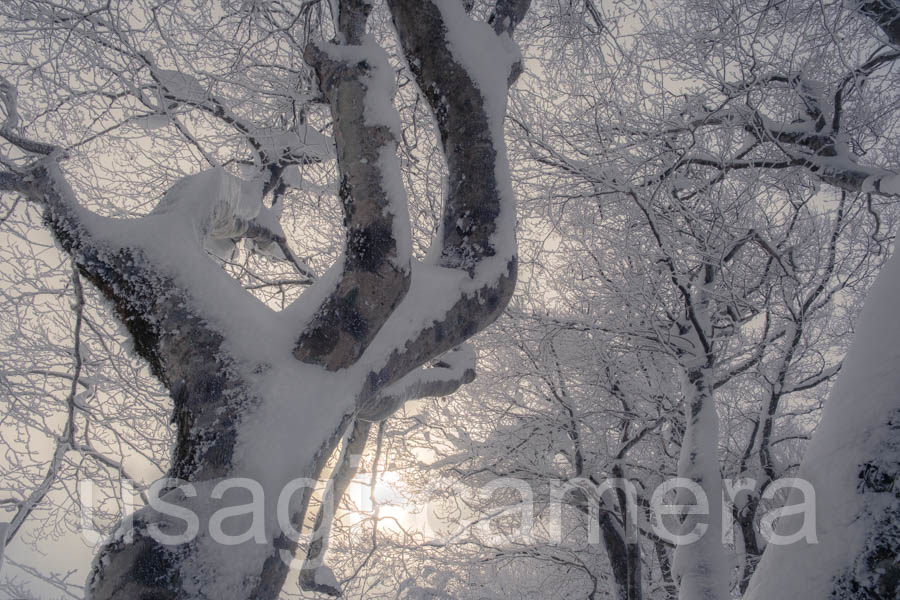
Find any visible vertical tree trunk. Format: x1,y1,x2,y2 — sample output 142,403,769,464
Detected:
745,251,900,600
672,365,730,600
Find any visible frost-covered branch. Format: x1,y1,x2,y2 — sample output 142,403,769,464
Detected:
0,76,60,157
360,0,522,399
681,64,900,198
782,361,842,394
359,344,476,422
242,218,317,281
145,54,333,175
1,555,84,600
4,264,85,548
299,418,372,597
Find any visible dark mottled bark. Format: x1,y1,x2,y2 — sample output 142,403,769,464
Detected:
295,42,411,371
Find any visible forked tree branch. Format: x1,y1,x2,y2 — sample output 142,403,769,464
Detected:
359,344,477,421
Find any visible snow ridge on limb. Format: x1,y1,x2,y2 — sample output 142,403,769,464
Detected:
147,56,334,181
293,31,412,371
745,251,900,600
361,0,525,399
389,0,522,273
359,343,476,422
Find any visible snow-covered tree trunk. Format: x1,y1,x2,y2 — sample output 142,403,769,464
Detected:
661,268,730,600
745,250,900,599
0,1,528,598
672,362,729,600
744,5,900,597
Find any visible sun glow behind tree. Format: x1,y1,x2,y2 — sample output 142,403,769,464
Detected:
1,0,900,599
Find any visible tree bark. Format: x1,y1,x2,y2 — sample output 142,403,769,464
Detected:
0,1,527,598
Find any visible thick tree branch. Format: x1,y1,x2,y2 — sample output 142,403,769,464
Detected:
359,344,476,421
364,0,523,400
293,37,412,370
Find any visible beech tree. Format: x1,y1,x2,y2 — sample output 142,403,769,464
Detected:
0,0,529,597
3,0,900,599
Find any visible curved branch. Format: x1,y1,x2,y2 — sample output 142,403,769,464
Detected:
293,38,412,370
359,344,476,421
298,418,372,596
363,0,523,400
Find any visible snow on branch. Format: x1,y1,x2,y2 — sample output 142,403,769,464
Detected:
292,33,412,370
145,165,313,280
299,418,372,597
390,0,521,272
147,59,335,186
0,76,61,158
359,344,476,421
2,3,528,592
591,60,900,201
3,150,278,416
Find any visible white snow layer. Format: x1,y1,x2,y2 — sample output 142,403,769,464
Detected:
316,37,403,139
45,5,525,593
136,113,172,132
877,173,900,196
672,371,730,600
745,250,900,599
313,37,411,269
64,163,357,595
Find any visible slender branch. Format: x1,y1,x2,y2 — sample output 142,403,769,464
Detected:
4,263,85,546
299,418,372,597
